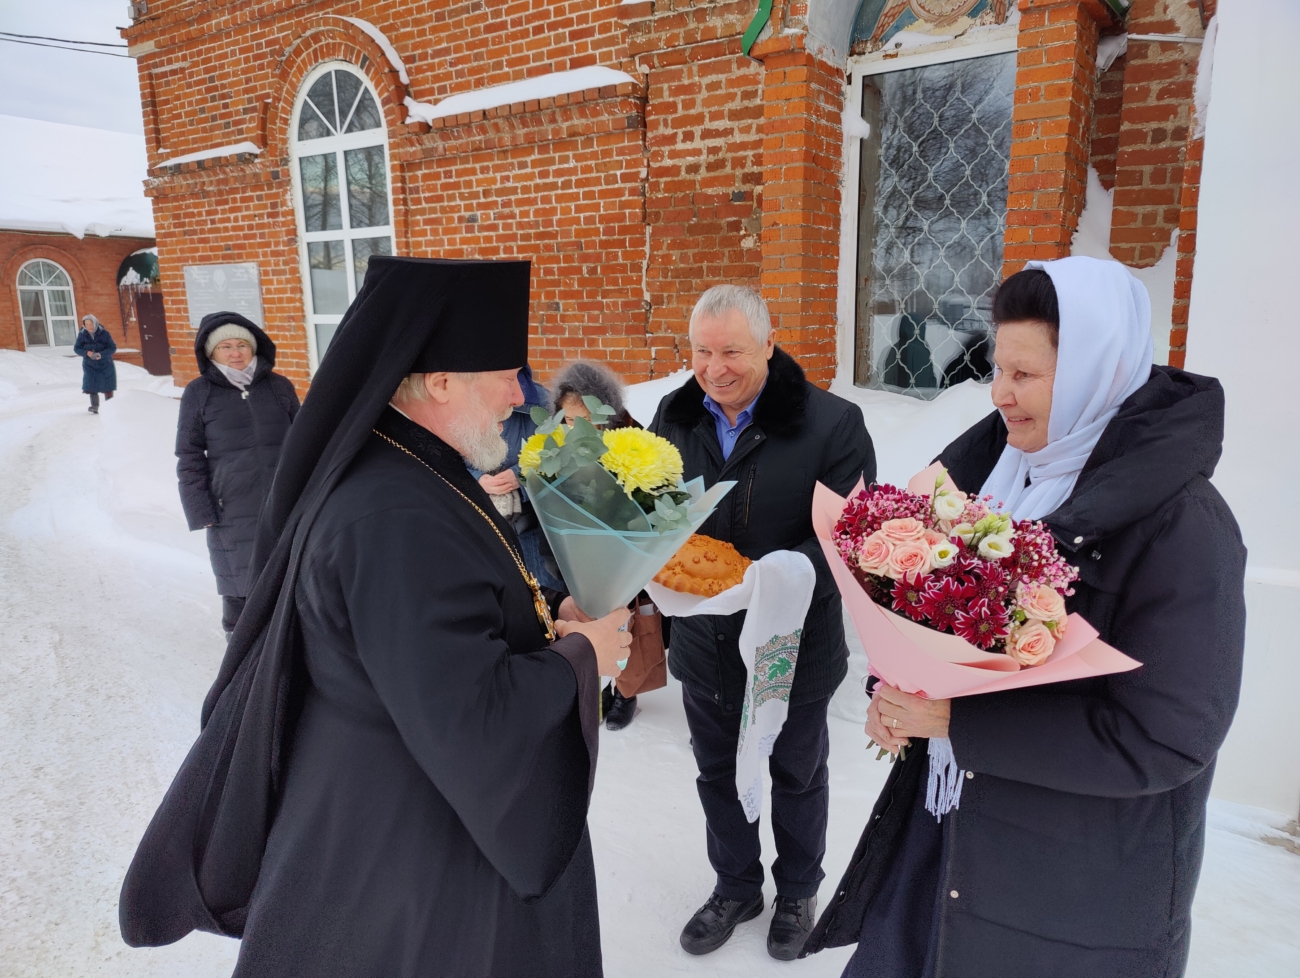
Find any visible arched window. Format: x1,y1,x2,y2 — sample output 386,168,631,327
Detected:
290,63,393,367
17,259,78,348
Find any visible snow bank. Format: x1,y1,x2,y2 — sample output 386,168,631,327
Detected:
405,66,639,124
0,114,153,239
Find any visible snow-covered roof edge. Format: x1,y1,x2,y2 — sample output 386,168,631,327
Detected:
405,66,638,124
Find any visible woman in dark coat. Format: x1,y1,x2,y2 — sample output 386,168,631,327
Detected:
803,257,1247,977
74,314,117,413
176,312,299,633
550,360,667,731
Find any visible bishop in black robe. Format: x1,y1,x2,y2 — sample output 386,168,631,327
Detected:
119,258,605,977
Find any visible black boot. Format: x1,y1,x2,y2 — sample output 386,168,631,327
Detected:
767,894,816,961
679,891,764,955
605,688,637,730
600,682,613,721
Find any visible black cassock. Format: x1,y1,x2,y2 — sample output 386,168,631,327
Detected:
228,408,601,976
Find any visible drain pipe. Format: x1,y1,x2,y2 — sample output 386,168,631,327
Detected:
741,0,772,57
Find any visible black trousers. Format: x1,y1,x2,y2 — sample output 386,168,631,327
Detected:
682,684,832,902
222,595,246,635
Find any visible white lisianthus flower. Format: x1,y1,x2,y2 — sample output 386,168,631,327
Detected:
932,491,966,522
977,533,1015,560
930,539,959,568
952,523,976,544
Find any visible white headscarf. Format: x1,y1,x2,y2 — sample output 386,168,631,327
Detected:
979,256,1153,521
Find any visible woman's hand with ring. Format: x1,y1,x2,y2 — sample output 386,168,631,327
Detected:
865,691,909,755
873,684,951,740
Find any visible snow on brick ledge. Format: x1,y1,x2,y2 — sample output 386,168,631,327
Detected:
0,114,154,239
404,66,640,125
155,141,263,169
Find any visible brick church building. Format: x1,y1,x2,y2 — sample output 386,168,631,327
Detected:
122,0,1213,393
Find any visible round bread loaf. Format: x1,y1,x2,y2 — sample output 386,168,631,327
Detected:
653,533,751,597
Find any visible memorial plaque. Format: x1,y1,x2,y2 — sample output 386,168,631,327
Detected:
183,262,264,330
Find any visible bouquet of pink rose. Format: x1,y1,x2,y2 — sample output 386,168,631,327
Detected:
833,471,1079,667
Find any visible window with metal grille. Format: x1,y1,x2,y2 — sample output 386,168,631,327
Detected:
853,52,1016,398
291,64,393,368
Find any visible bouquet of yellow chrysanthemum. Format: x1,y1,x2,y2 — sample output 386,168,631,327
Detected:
519,396,735,617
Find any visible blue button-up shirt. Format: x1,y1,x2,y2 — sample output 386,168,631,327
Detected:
702,383,765,460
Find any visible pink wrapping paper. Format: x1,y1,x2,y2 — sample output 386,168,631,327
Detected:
814,480,1141,700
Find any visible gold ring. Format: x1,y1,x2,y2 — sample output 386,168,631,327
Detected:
891,717,899,729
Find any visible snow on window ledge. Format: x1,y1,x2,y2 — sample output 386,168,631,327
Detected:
404,66,639,125
156,141,262,168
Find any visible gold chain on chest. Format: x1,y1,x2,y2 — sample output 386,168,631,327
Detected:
372,429,556,641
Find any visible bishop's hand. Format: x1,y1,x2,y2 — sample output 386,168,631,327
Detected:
556,606,631,676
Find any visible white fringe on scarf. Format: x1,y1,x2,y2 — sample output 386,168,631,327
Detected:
925,736,965,820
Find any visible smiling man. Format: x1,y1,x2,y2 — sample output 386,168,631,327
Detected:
650,285,876,960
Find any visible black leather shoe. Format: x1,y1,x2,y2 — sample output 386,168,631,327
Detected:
767,894,816,960
605,689,637,730
680,891,764,955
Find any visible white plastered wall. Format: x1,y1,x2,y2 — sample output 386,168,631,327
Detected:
1184,0,1300,817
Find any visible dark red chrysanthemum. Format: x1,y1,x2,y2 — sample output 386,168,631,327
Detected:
953,598,1010,650
971,560,1011,606
918,577,975,633
891,575,930,622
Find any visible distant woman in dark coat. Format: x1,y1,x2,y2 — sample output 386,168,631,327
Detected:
804,257,1247,978
74,314,117,414
176,312,299,634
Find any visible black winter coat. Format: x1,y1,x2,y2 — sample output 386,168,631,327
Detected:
176,315,299,596
74,326,117,393
649,347,876,708
804,366,1247,978
231,409,601,978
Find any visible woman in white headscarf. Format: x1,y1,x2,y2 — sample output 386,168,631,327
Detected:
803,257,1247,978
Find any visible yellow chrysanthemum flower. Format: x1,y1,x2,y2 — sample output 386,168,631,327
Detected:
519,426,565,475
600,427,683,495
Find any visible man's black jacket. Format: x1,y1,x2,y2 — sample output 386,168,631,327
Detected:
650,347,875,709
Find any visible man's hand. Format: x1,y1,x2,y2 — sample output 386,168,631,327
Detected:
478,470,520,495
556,607,631,676
557,596,594,623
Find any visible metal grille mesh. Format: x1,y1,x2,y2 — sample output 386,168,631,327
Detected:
862,53,1016,398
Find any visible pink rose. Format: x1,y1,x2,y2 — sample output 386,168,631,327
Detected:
879,517,928,545
1007,620,1055,667
922,528,948,547
1016,582,1067,626
885,539,933,580
857,532,894,576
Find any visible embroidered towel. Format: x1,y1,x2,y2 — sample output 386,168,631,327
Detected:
647,549,816,822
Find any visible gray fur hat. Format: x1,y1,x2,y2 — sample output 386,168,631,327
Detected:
550,360,626,416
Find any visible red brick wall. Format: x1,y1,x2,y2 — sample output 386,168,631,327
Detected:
1089,52,1126,190
0,231,154,366
1107,0,1203,266
1003,0,1102,272
626,1,766,376
754,34,843,383
126,1,651,391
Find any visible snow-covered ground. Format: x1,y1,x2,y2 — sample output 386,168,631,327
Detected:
1,349,1297,977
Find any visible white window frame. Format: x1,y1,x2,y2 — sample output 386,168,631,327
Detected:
16,258,79,350
289,60,394,372
836,26,1020,382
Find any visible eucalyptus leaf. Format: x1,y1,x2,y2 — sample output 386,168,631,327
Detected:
529,406,551,425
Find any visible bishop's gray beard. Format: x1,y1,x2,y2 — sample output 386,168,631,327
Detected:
448,391,510,473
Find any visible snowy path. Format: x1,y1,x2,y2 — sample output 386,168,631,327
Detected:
1,350,1297,977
